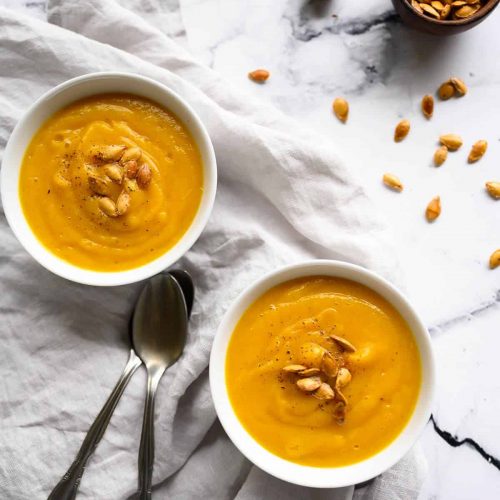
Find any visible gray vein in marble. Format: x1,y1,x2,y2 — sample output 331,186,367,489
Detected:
118,0,187,40
429,290,500,337
286,3,399,42
201,28,241,69
280,6,398,94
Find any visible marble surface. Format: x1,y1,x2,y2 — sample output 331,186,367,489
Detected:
2,0,500,498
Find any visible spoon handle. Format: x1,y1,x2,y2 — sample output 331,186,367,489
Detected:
137,371,162,500
48,350,142,500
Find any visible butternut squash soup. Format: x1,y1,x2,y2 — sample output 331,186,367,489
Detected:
226,276,421,467
19,94,203,271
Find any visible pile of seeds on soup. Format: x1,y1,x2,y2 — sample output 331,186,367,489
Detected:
86,144,152,218
281,336,356,424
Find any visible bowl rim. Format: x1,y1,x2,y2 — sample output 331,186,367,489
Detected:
1,72,217,286
398,0,500,26
209,259,436,488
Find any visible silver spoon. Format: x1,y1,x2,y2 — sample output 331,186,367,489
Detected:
48,271,192,500
133,273,188,500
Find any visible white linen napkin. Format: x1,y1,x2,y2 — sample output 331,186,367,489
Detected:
0,1,426,498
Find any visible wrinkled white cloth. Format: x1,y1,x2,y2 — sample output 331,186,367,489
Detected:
0,1,426,499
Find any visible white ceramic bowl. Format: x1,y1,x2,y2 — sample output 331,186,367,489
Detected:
1,72,217,286
210,260,435,489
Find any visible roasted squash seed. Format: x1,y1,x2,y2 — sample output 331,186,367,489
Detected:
333,97,349,123
468,140,487,163
248,69,270,83
426,196,441,222
450,77,467,96
490,249,500,269
336,368,352,388
394,120,411,142
299,368,321,377
98,196,118,217
383,173,403,192
330,335,357,352
313,383,335,400
438,82,455,100
434,146,448,166
296,376,322,392
104,163,123,183
282,364,308,373
116,190,131,216
422,94,434,119
321,352,339,377
485,182,500,199
439,134,463,150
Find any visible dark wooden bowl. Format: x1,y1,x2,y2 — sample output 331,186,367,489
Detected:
391,0,499,35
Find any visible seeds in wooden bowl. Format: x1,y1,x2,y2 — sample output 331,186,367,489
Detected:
441,4,451,18
408,0,485,20
411,0,424,13
455,3,481,18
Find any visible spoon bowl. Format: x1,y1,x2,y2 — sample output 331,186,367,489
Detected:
132,274,188,370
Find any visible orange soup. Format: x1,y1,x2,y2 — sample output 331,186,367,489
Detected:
226,276,421,467
19,94,203,271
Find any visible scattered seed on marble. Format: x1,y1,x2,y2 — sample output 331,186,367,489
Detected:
426,196,441,222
